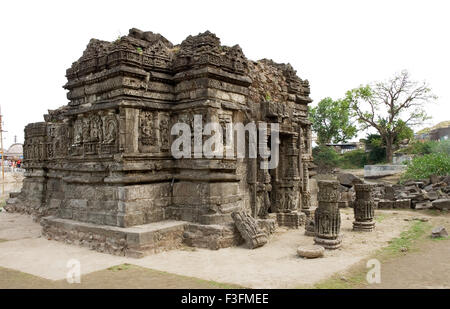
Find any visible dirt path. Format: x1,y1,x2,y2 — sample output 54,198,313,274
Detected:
364,237,450,289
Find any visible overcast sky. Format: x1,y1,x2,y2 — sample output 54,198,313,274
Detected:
0,0,449,149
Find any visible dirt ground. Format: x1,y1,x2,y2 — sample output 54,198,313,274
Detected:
0,264,241,289
365,238,450,289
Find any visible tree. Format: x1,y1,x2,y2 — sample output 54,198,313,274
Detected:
345,70,436,163
309,97,357,145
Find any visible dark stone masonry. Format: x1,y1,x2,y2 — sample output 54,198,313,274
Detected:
6,28,314,257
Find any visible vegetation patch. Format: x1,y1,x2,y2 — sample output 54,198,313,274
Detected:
312,220,432,289
401,152,450,181
107,263,133,272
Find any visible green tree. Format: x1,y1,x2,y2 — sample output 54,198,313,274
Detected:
345,70,436,163
309,97,357,145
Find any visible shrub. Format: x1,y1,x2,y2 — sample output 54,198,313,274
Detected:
431,139,450,155
339,149,367,169
403,140,436,155
313,146,340,172
363,134,386,164
402,152,450,181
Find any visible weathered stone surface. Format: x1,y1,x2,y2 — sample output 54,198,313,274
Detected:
276,211,306,228
10,28,314,254
415,202,433,210
432,199,450,210
231,211,268,249
353,184,375,232
337,173,363,188
297,245,324,258
393,199,411,209
431,226,448,238
314,181,342,249
377,200,394,209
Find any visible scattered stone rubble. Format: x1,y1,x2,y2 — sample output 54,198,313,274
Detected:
431,226,448,238
377,175,450,210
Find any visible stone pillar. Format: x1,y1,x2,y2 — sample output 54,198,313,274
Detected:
314,180,342,249
353,184,376,232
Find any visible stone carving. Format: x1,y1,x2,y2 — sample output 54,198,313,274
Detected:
314,181,342,249
159,113,170,151
140,111,156,146
231,211,268,249
353,184,376,232
102,114,117,145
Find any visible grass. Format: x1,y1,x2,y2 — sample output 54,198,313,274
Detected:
107,263,133,272
0,239,8,243
430,236,450,241
312,220,432,289
374,214,389,223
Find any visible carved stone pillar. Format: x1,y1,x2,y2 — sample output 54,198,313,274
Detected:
353,184,376,232
314,180,342,249
231,211,268,249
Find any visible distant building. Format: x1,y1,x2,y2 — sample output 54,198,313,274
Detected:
415,121,450,141
326,142,364,154
5,143,23,160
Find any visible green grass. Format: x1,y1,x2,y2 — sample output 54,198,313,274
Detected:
430,236,450,242
375,214,389,223
312,220,432,289
107,263,133,272
383,221,431,256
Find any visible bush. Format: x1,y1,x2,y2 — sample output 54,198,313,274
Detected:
431,139,450,155
363,134,386,164
339,149,367,169
403,140,436,155
313,146,340,172
402,152,450,181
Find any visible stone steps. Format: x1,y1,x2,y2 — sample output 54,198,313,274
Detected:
41,216,188,258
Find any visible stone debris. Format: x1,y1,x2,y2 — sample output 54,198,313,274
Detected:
297,245,324,258
432,199,450,210
431,226,448,238
231,211,268,249
375,175,450,210
337,173,364,188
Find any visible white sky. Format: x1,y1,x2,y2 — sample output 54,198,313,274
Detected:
0,0,449,149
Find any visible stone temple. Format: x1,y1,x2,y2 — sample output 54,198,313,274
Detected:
7,28,313,257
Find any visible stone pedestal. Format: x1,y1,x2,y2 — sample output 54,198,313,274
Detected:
353,184,376,232
314,181,342,249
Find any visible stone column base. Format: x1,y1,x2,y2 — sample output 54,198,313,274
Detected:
353,221,375,232
314,235,342,249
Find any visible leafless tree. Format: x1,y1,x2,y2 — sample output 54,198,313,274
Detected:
346,70,437,163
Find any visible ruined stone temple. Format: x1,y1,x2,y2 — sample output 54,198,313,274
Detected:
7,28,313,257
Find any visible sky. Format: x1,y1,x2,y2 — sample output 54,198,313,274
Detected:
0,0,449,149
